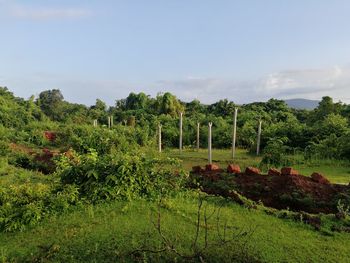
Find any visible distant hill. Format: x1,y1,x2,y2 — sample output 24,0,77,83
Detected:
284,98,319,110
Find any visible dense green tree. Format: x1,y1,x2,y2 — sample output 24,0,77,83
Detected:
155,92,184,117
89,99,108,125
319,113,348,138
37,89,65,121
208,99,236,116
0,87,42,127
125,92,150,111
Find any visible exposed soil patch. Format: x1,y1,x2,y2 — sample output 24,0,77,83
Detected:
190,165,350,214
9,143,60,174
44,131,57,142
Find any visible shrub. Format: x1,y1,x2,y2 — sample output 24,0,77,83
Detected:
56,149,186,202
260,137,291,168
0,182,81,232
56,125,139,155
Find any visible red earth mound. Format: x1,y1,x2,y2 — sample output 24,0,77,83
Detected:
190,165,350,214
44,131,57,142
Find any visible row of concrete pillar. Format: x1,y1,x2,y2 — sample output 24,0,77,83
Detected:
93,111,263,162
158,109,263,163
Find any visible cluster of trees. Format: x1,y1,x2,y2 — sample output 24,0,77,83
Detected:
1,86,350,159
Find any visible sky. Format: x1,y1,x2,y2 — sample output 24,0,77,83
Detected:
1,0,350,106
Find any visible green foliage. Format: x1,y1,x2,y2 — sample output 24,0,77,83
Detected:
0,87,44,128
124,92,151,110
56,150,186,202
2,86,350,156
56,124,140,154
37,89,65,121
155,92,185,117
260,137,291,168
0,182,80,232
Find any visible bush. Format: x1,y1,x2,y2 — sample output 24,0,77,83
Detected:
0,182,80,232
260,137,291,168
56,149,186,202
56,125,140,155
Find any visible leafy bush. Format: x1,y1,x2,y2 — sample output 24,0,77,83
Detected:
7,151,34,169
0,140,9,156
0,182,80,232
56,149,186,202
260,137,291,168
56,125,140,155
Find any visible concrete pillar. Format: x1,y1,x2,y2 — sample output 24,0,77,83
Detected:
196,122,200,151
256,120,262,156
179,112,183,153
232,107,238,159
108,116,111,129
208,122,212,164
158,124,162,153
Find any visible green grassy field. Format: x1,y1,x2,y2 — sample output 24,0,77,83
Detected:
1,193,350,262
1,150,350,262
167,148,350,184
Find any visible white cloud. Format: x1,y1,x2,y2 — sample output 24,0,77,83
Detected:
0,1,92,20
153,77,257,104
10,6,92,20
153,65,350,104
3,65,350,106
260,65,350,102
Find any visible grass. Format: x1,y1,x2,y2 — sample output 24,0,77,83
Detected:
167,148,350,184
1,151,350,262
0,157,54,186
294,162,350,184
0,193,350,262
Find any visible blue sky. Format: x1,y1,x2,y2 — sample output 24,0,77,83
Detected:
1,0,350,105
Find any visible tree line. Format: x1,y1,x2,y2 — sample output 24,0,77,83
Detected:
1,86,350,159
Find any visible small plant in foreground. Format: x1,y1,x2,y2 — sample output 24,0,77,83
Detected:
130,195,259,262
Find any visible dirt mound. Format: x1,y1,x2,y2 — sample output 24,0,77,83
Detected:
44,131,57,142
190,165,350,214
227,164,241,174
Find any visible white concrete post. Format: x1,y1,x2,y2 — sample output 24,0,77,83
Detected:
232,107,238,159
256,120,262,156
158,124,162,153
197,122,200,151
179,112,183,153
108,116,111,129
208,122,212,164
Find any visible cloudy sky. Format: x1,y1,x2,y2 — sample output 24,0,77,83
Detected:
1,0,350,105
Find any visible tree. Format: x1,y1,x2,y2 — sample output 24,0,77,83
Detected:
89,99,108,123
310,96,343,122
125,92,150,110
156,92,184,117
93,99,107,112
208,99,236,116
37,89,65,121
320,113,348,138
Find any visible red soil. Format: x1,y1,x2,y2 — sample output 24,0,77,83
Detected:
9,143,60,174
44,131,56,142
191,165,350,214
